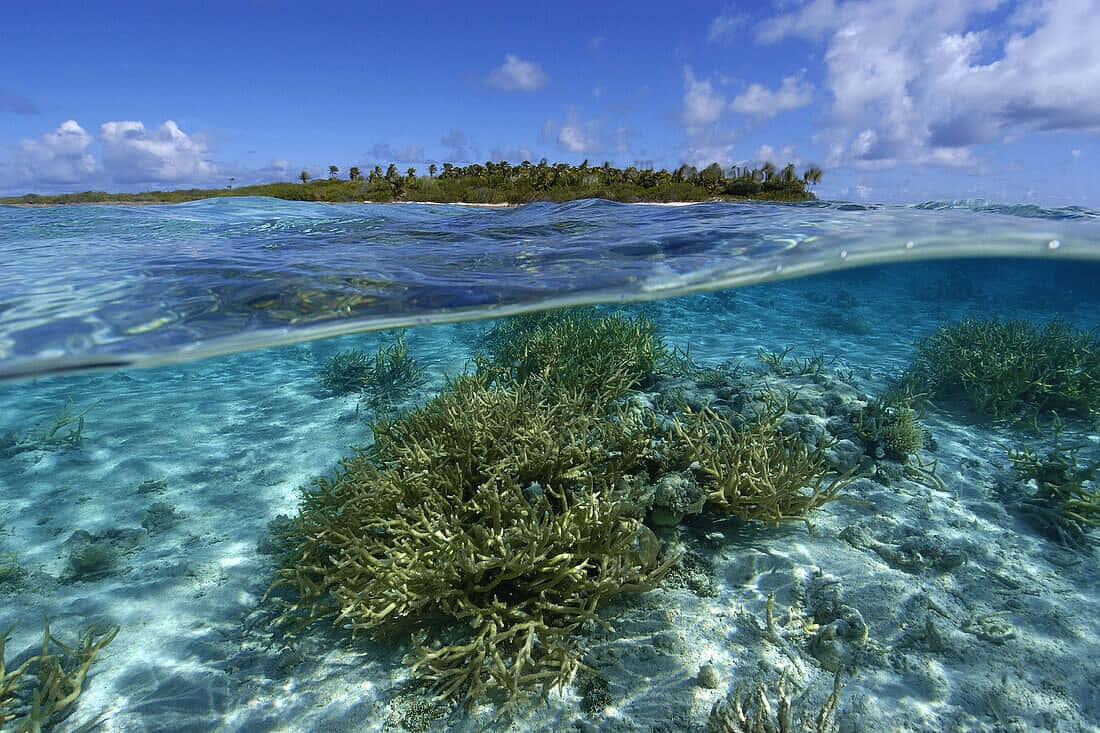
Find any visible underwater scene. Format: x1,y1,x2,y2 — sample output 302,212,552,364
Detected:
1,198,1099,732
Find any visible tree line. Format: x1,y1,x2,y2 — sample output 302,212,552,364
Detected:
1,159,822,206
296,158,822,203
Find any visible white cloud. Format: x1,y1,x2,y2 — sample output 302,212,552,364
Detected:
441,130,479,162
682,67,726,128
15,120,96,183
544,111,631,155
489,146,536,163
486,54,549,92
682,142,736,169
367,142,424,163
99,120,214,184
708,12,746,42
558,125,597,153
730,73,813,118
255,159,292,181
758,0,1100,171
679,67,740,168
752,144,801,166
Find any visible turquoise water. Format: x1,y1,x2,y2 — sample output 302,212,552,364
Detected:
1,198,1099,731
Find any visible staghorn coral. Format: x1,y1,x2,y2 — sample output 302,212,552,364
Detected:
0,400,95,460
898,317,1100,422
318,347,373,394
272,311,677,710
484,309,667,405
757,347,828,378
1,619,117,733
270,376,672,709
667,392,854,528
707,668,842,733
319,331,424,408
851,396,925,461
472,306,594,354
1006,426,1100,548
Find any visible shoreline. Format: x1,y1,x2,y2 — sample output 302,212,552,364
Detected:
3,198,725,209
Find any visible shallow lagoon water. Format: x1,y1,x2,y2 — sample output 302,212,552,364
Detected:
1,198,1099,732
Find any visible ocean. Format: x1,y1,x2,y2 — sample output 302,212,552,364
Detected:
1,197,1098,732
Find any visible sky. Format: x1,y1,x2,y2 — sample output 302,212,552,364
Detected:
1,0,1098,205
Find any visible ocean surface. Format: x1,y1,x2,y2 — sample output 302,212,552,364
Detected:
1,197,1099,732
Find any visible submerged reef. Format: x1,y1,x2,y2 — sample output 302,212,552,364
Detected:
273,312,676,709
0,400,95,460
851,395,926,462
319,331,425,409
899,317,1100,422
0,554,25,589
271,314,859,711
0,620,117,732
667,395,852,528
707,668,842,733
483,309,666,401
1007,426,1100,548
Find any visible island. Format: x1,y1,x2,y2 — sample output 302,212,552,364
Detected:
0,159,822,205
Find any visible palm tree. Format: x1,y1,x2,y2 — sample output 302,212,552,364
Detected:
803,166,823,185
299,170,311,184
406,167,416,180
349,166,361,181
701,162,724,190
761,161,777,182
429,163,437,178
329,165,339,179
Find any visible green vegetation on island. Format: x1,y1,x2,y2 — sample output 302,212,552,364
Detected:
1,159,821,206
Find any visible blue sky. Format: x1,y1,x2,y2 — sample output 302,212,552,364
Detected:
1,0,1097,204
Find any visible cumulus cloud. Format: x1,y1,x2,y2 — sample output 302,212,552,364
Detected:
757,0,1100,170
543,112,632,155
730,73,814,119
15,120,96,183
708,12,746,42
681,141,736,169
486,54,549,91
253,159,292,181
558,125,598,153
441,129,478,162
100,120,214,184
682,67,726,128
367,142,425,163
751,144,802,167
489,146,536,163
679,67,740,168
